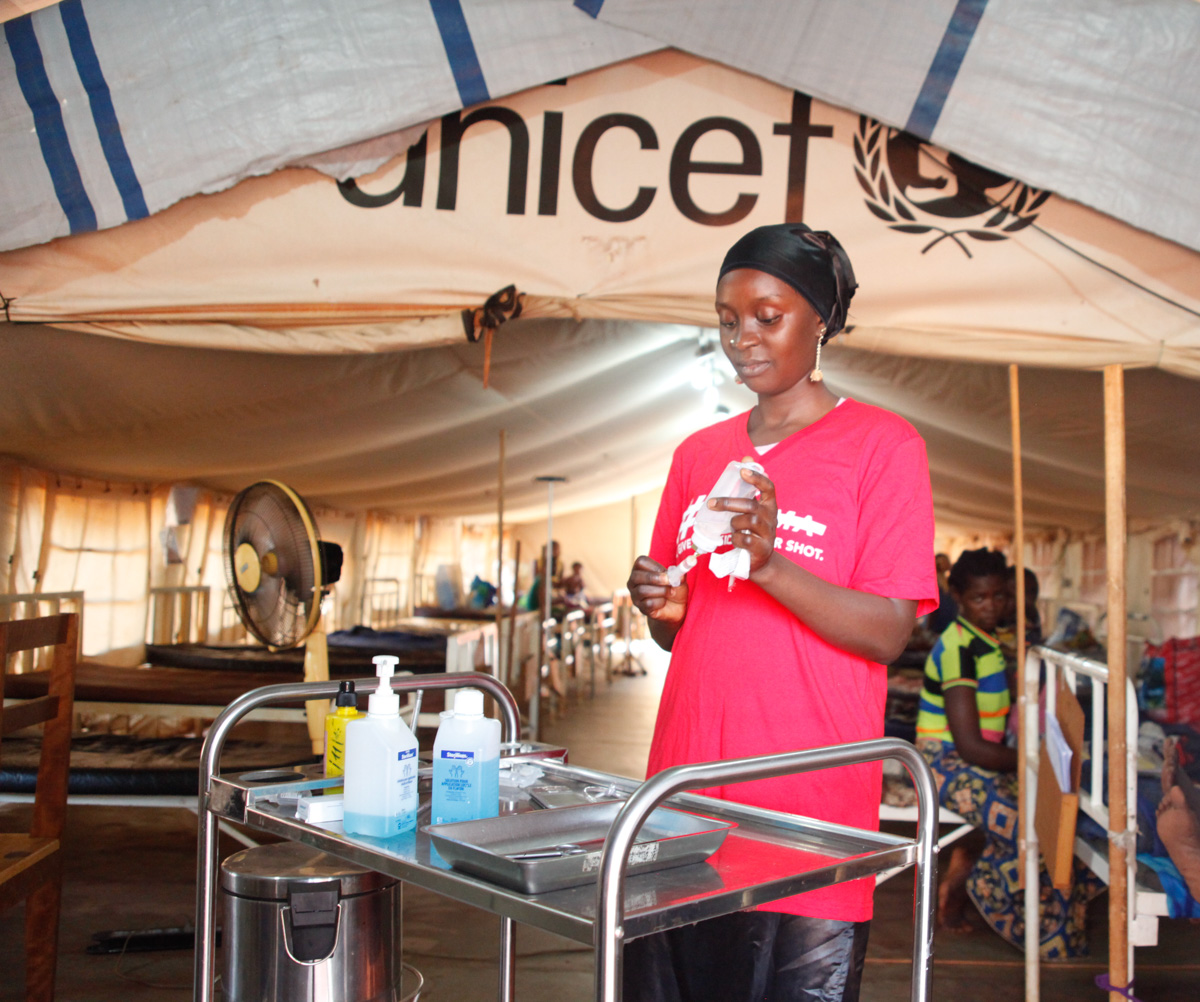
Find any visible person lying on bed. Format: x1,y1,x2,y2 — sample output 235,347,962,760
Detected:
917,547,1101,958
1159,736,1200,905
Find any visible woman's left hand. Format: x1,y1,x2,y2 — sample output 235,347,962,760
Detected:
706,456,777,576
706,455,920,663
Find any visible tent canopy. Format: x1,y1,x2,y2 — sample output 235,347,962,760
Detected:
5,317,1199,531
2,0,1197,253
1,4,1198,529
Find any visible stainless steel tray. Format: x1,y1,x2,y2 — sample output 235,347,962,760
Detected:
425,801,736,894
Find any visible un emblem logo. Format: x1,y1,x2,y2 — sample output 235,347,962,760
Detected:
854,116,1050,257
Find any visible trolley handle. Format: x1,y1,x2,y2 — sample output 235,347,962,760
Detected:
194,672,520,1002
198,672,520,797
593,737,938,1002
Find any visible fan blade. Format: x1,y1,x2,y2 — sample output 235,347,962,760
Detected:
224,480,323,648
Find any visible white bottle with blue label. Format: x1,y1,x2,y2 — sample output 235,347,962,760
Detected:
342,655,420,838
431,689,501,825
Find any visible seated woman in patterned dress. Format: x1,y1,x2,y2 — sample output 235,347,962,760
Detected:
917,547,1100,958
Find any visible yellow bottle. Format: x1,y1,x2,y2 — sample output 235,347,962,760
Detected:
323,680,363,792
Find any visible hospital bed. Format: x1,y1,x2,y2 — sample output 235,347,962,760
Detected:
1027,645,1170,952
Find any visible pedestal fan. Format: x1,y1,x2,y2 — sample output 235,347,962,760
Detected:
224,480,343,753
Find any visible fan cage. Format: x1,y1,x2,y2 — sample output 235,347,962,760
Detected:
223,480,324,649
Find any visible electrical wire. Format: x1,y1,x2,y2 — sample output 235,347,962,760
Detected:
111,920,195,991
1023,224,1200,321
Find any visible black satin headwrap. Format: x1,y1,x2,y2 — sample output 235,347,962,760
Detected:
718,223,858,340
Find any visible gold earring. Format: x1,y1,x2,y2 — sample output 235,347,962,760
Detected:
811,327,826,383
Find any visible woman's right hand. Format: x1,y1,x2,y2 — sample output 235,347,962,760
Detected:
627,555,688,628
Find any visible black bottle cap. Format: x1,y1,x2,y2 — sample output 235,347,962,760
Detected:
334,679,357,708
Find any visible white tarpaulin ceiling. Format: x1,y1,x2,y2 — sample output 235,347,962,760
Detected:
3,52,1198,370
0,6,1198,530
587,0,1200,255
4,318,1200,531
1,0,1197,254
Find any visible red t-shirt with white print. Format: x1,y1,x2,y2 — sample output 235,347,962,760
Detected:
647,399,938,922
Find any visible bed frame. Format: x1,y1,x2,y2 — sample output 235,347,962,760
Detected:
876,800,971,885
1025,644,1167,982
0,597,530,814
0,591,84,674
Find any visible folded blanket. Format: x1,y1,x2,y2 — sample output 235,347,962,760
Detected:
1137,853,1200,919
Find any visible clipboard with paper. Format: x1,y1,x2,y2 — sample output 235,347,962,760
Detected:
1035,675,1085,889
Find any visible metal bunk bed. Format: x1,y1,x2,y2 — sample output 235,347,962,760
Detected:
1023,644,1171,996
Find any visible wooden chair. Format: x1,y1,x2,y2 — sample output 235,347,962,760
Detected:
560,609,587,706
538,616,566,722
1,613,78,1002
587,601,617,687
611,591,648,677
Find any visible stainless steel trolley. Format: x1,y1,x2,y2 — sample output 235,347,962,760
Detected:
194,673,938,1002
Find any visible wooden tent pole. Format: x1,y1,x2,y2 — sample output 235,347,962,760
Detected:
630,496,637,569
1011,365,1038,1001
409,517,421,617
496,429,506,681
1104,365,1131,1001
507,540,521,700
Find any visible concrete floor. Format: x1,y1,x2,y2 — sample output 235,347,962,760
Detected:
3,643,1198,1001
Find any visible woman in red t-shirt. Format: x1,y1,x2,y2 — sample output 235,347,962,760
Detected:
626,223,938,1002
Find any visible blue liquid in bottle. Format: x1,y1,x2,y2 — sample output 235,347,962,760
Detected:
431,691,500,825
343,657,419,838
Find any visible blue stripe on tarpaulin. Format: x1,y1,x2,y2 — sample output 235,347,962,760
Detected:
574,0,605,17
59,0,148,222
429,0,489,107
4,15,96,233
905,0,989,140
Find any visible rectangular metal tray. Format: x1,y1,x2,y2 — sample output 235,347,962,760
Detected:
424,801,736,894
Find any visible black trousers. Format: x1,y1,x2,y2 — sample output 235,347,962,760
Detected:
622,911,870,1002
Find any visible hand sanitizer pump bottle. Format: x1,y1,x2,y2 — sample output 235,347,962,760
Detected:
431,689,501,824
343,655,420,837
